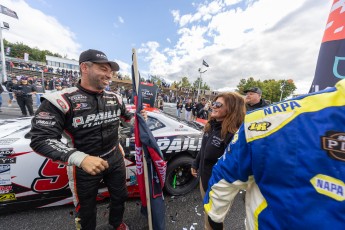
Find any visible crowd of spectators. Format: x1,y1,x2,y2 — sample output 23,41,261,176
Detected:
9,60,80,78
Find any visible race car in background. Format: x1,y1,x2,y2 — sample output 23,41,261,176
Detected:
0,109,203,213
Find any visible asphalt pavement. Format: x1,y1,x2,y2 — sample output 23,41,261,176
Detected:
0,92,246,230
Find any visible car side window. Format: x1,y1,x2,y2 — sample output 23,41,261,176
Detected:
146,116,165,131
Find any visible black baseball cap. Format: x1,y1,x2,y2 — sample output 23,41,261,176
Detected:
79,49,120,71
244,87,262,95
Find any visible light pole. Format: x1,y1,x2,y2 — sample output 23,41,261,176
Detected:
0,21,9,83
279,81,286,101
197,68,207,102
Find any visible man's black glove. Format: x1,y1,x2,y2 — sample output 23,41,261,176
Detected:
208,216,223,230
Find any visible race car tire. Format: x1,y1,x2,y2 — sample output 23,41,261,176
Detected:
165,155,199,195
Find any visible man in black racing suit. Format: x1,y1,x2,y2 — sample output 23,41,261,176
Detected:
30,49,144,230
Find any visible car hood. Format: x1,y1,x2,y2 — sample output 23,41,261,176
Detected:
0,117,32,139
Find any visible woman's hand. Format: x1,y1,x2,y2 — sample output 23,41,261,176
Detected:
191,168,198,178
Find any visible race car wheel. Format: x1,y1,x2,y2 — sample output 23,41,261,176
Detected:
165,155,199,195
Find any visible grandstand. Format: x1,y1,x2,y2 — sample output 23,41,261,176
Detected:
3,55,219,101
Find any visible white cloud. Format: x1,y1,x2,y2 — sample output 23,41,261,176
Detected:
118,16,124,24
1,0,80,60
0,0,334,96
141,0,332,95
116,59,131,76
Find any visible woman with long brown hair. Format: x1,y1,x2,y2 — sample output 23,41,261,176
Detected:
191,92,246,229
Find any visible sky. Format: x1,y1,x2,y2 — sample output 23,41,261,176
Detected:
0,0,333,94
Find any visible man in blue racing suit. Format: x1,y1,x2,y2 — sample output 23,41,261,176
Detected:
204,79,345,229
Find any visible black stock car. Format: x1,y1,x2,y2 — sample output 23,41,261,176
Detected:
0,109,203,213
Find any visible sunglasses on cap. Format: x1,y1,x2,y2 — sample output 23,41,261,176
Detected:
212,101,223,108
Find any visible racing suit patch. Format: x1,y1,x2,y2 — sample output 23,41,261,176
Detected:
72,111,120,128
321,131,345,162
310,174,345,201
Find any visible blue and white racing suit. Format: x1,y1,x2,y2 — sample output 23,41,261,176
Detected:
204,79,345,230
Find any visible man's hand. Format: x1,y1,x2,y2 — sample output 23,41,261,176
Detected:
80,156,109,175
140,109,148,121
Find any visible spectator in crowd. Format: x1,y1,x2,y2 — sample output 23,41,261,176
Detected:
28,76,34,85
126,89,133,104
184,98,193,121
4,75,16,106
191,92,246,229
204,79,345,230
200,101,211,120
48,77,58,90
190,101,196,120
157,95,164,110
30,49,147,230
244,87,269,111
13,76,37,116
34,79,45,107
176,101,183,118
195,98,207,119
51,82,63,92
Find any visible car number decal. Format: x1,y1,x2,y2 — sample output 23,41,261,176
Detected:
32,159,69,192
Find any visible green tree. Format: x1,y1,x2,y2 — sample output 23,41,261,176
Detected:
149,75,162,87
3,39,62,62
237,78,296,103
171,80,181,89
193,78,210,90
179,76,192,88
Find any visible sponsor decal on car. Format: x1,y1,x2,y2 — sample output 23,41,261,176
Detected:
0,148,15,157
0,193,16,202
0,138,20,145
0,185,13,194
0,165,10,174
156,137,202,153
321,131,345,162
174,125,188,132
0,165,11,185
0,158,16,164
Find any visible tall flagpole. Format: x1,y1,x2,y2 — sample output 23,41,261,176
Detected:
0,21,7,82
197,68,207,102
132,48,153,230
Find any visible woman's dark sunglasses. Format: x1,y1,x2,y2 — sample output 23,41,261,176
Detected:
212,101,223,108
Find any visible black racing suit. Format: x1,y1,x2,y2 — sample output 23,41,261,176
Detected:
30,83,133,230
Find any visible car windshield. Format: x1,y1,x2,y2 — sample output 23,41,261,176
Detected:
160,111,204,130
